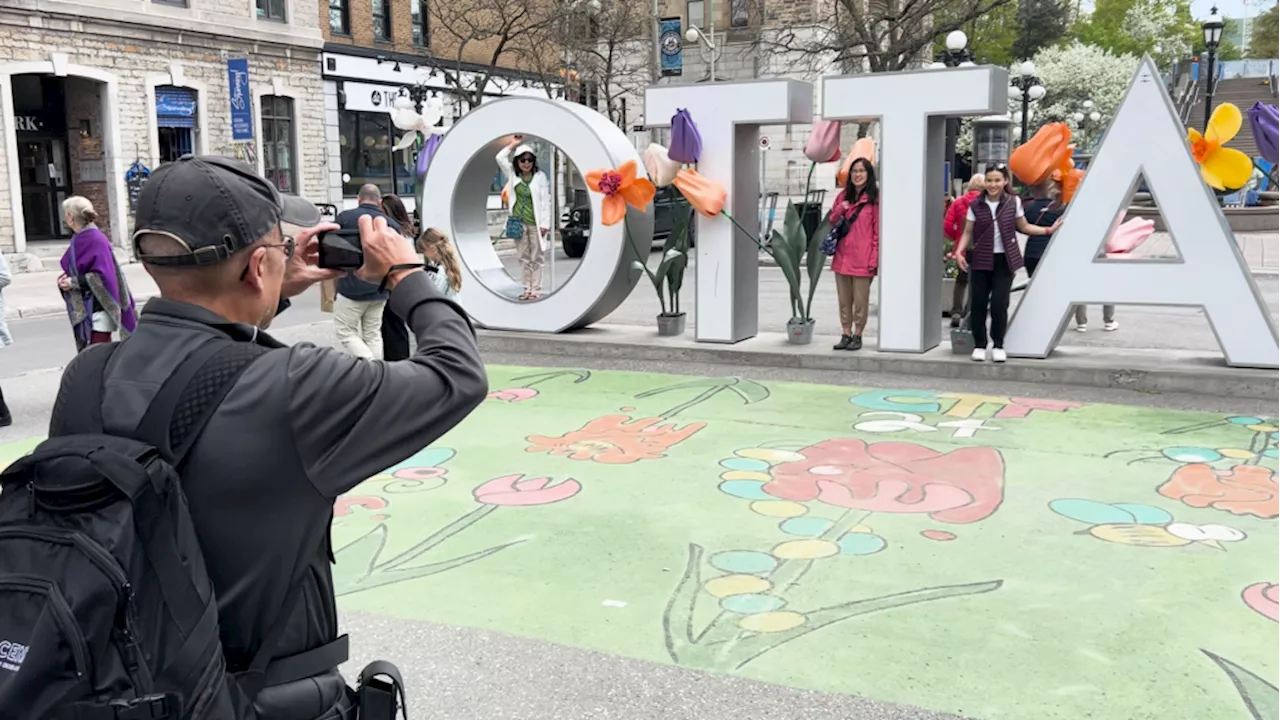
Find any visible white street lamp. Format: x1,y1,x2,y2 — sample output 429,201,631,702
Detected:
1089,111,1101,122
1008,84,1024,100
946,30,968,52
1073,112,1085,122
1027,84,1046,101
1083,99,1094,110
1019,60,1036,77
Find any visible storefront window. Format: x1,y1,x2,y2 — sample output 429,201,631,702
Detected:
372,0,390,41
339,110,414,198
156,86,197,164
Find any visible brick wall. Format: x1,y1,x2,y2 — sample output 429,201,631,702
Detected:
0,9,326,252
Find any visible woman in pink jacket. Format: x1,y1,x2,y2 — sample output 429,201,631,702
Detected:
827,157,879,351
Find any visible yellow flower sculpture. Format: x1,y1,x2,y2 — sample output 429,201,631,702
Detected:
1188,104,1253,191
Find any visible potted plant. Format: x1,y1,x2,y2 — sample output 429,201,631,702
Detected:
628,204,693,336
767,201,830,345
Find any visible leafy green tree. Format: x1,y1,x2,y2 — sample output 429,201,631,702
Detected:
931,1,1019,67
1076,0,1197,59
1249,5,1279,58
1011,0,1074,60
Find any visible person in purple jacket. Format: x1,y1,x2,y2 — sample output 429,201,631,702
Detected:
56,196,137,350
955,165,1059,363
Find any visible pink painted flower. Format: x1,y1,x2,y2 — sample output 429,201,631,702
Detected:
488,388,539,403
1242,582,1279,622
334,496,388,517
474,474,582,506
763,438,1005,524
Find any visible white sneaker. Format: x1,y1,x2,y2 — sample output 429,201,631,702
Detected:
992,348,1007,363
1103,320,1119,332
971,348,986,362
1075,324,1088,333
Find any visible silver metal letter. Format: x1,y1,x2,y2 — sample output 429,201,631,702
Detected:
419,97,649,332
1005,57,1278,369
645,80,813,343
822,68,1008,352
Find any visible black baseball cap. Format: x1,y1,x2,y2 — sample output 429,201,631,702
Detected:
132,155,322,267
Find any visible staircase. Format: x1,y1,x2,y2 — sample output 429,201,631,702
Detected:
1187,76,1277,159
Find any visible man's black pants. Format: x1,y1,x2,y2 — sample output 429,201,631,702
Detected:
968,260,1015,350
381,304,410,361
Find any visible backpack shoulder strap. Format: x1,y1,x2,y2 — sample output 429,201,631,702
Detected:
50,341,121,436
134,340,271,467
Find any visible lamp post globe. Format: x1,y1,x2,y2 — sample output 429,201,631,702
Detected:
1008,84,1023,100
1028,84,1046,101
946,30,968,52
1090,111,1101,122
1083,99,1094,109
1019,60,1036,77
685,26,699,43
1073,112,1085,122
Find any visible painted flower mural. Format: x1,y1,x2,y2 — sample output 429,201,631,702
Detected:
762,438,1005,523
526,415,707,464
1157,463,1278,519
662,443,1005,672
333,446,583,596
474,474,582,506
1242,582,1279,622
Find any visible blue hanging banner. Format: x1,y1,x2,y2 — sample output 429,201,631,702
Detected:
660,17,683,77
226,58,254,142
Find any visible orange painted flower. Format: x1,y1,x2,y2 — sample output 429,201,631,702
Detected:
526,414,706,464
671,168,726,217
1158,463,1278,519
1011,122,1073,187
1188,103,1254,190
585,160,656,226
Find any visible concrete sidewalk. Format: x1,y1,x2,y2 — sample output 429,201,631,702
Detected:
2,263,159,321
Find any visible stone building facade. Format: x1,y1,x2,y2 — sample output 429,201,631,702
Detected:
636,0,854,201
318,0,555,211
0,0,326,258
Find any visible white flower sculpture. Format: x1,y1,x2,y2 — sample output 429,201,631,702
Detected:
391,94,445,151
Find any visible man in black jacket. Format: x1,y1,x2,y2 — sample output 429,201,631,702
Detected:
50,156,488,719
332,184,401,359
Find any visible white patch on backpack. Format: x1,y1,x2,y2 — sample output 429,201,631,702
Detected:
0,639,28,672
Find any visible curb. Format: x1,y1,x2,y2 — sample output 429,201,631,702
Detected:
476,327,1278,401
4,294,159,322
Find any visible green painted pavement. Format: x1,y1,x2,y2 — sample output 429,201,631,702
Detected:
3,366,1277,719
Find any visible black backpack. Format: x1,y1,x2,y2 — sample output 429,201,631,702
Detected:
0,339,362,719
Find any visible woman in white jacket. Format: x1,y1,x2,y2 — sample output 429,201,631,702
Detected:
497,136,552,300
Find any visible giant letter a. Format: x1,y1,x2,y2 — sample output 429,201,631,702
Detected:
1005,57,1278,369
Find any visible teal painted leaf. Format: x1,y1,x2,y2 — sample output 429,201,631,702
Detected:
1203,650,1279,720
1049,498,1168,525
1113,503,1174,525
727,378,770,405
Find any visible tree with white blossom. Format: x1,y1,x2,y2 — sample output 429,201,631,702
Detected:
955,42,1138,157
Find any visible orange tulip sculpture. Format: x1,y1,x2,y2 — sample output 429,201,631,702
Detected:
1010,122,1074,187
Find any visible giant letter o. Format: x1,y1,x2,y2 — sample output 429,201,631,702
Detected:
418,98,649,332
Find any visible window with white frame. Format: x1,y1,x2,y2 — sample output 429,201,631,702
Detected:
260,95,297,194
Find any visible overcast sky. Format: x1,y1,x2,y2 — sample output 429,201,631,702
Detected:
1189,0,1276,19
